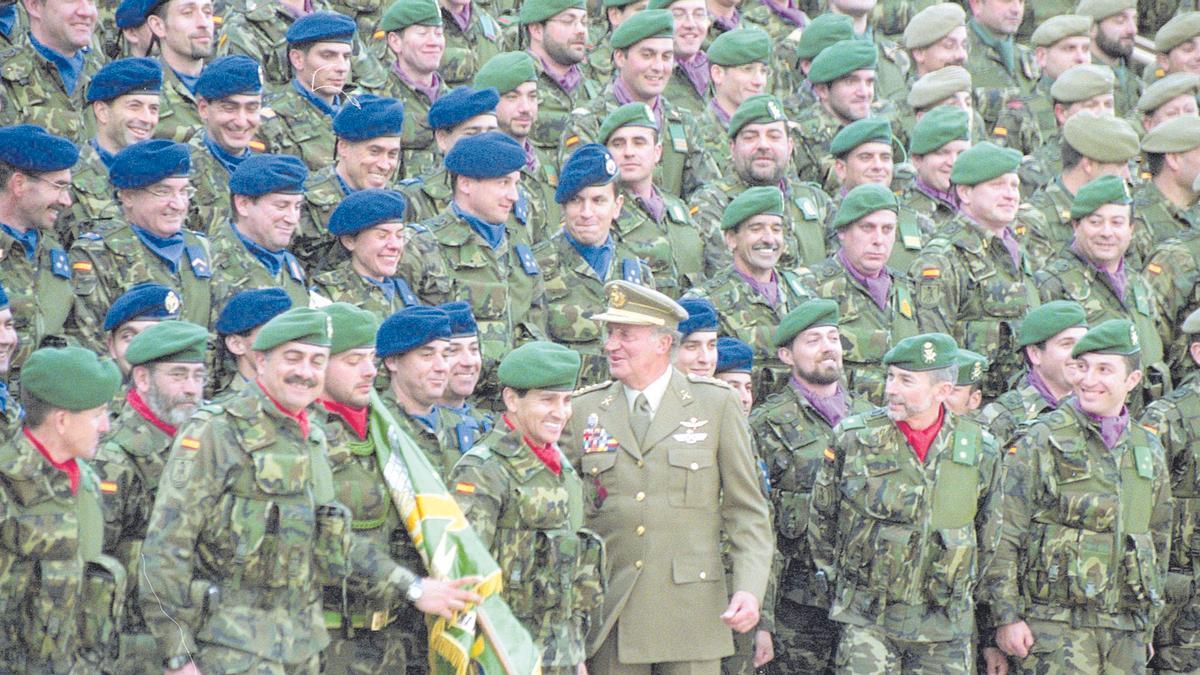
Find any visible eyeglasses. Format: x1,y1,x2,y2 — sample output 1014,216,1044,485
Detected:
26,174,72,193
670,8,708,23
142,185,197,201
547,14,589,28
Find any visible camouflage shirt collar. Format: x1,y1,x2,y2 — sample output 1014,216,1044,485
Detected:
29,31,87,95
291,78,341,117
0,222,38,262
24,427,79,495
1026,368,1061,408
1073,398,1128,450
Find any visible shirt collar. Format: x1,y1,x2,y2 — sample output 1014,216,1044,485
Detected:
0,222,39,261
203,131,252,175
90,138,118,169
131,223,186,272
256,379,311,438
231,221,289,277
452,200,506,250
24,427,80,494
29,31,86,94
623,365,674,414
291,78,340,117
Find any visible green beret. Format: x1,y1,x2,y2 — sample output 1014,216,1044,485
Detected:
808,39,877,85
518,0,584,24
598,102,658,143
602,0,641,7
910,105,971,155
1070,174,1131,219
125,321,208,366
1182,306,1200,334
954,349,988,386
795,13,854,61
1061,112,1140,162
721,185,784,230
1030,14,1092,47
907,66,972,110
1138,72,1200,113
903,3,966,49
706,27,771,66
379,0,442,31
1156,12,1200,53
1141,114,1200,153
829,117,893,157
610,9,673,49
774,298,840,348
252,307,333,351
727,93,787,138
882,332,959,371
1018,300,1088,347
1071,318,1141,357
1049,63,1114,103
832,183,898,229
950,141,1021,186
23,347,121,411
473,52,538,94
322,302,380,355
1074,0,1134,20
498,341,581,391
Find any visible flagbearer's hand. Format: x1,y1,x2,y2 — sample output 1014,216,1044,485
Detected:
414,576,483,618
720,591,760,633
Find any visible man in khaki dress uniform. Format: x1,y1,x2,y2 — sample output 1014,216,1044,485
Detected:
563,280,773,674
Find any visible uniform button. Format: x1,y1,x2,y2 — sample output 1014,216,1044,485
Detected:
635,560,643,569
699,571,707,580
690,462,699,471
637,460,645,468
636,525,645,536
635,491,645,501
591,466,599,475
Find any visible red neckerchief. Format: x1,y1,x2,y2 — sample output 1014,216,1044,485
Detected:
503,414,561,475
896,405,946,463
126,388,178,437
320,399,368,441
258,380,310,439
25,427,80,494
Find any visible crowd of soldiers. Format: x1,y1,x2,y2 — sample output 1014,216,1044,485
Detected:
7,0,1200,670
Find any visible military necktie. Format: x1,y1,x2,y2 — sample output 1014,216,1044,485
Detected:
630,392,652,445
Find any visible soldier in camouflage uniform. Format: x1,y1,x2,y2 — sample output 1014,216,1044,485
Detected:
0,126,81,372
61,57,162,247
90,321,207,672
751,299,871,674
657,0,710,116
1133,116,1200,259
693,27,770,174
376,0,448,177
0,0,27,48
1137,72,1200,134
784,13,854,115
977,300,1088,450
1149,13,1200,85
909,142,1042,401
799,184,920,406
0,286,21,442
901,3,967,82
789,39,878,187
963,0,1039,129
980,319,1171,674
1078,0,1142,117
451,341,605,675
944,348,988,420
685,186,810,402
898,105,971,229
436,0,507,87
209,287,292,400
893,66,988,154
827,0,910,103
809,332,1003,674
139,308,477,673
705,0,804,97
0,347,122,673
144,0,213,143
437,301,494,455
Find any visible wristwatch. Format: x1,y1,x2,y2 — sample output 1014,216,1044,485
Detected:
164,655,192,670
406,578,425,604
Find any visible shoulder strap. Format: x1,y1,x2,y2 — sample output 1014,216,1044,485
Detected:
929,417,982,530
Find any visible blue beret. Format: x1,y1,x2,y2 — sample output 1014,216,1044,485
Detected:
678,297,719,337
229,154,309,196
86,57,162,103
286,11,357,44
0,125,79,172
195,55,262,101
439,301,477,337
428,86,500,130
0,281,8,310
444,131,525,178
215,288,293,335
377,306,452,358
715,336,754,374
555,143,619,204
333,94,406,140
103,282,181,330
110,139,190,189
328,189,408,236
115,0,164,28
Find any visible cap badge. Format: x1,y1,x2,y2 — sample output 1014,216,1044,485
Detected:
922,341,936,364
1130,324,1139,346
609,286,627,308
972,361,982,380
767,99,782,120
605,155,617,177
164,290,181,314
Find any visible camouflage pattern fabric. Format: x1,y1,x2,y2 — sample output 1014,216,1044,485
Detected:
439,4,508,87
1133,179,1200,268
1011,620,1150,675
207,219,311,314
378,386,461,479
612,190,707,299
1145,229,1200,374
155,64,204,144
60,142,121,247
0,227,75,371
258,83,339,172
373,72,446,178
311,260,421,319
964,20,1040,128
833,623,974,674
976,373,1058,451
990,77,1054,157
0,44,100,142
1015,133,1062,200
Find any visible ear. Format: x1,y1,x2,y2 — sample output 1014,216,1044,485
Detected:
132,364,153,393
501,386,518,413
776,346,795,367
652,140,663,164
1190,340,1200,367
612,193,625,214
338,233,358,253
1053,102,1069,126
1034,46,1048,70
287,46,306,73
833,158,848,184
92,101,110,127
710,63,725,88
224,334,246,357
146,12,167,39
613,48,627,72
386,30,404,56
251,350,268,375
1124,367,1143,392
723,228,737,252
968,388,983,410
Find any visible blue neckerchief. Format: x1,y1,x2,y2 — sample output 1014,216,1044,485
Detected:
564,228,615,280
203,131,252,176
0,5,16,39
1,223,39,261
29,32,85,95
334,170,356,195
443,402,482,432
0,380,10,414
131,224,185,273
362,274,404,301
230,221,288,277
90,138,117,169
173,67,200,94
291,78,340,117
411,407,440,433
452,201,505,250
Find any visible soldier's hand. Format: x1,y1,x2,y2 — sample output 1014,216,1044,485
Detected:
165,661,202,675
720,591,760,633
982,646,1008,675
752,629,774,667
995,621,1034,659
414,576,484,619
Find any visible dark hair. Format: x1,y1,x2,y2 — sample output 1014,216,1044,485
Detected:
19,391,55,428
1061,139,1083,171
0,160,16,192
1145,151,1166,176
1122,351,1142,374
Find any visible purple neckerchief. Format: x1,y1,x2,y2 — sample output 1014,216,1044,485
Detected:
636,188,666,222
522,138,539,173
281,0,313,19
837,248,891,310
677,52,710,97
735,267,780,307
1027,368,1060,408
760,0,805,26
1075,399,1129,450
711,8,739,31
792,377,848,427
997,225,1022,271
914,175,958,210
708,98,733,127
613,77,664,128
447,4,471,31
392,62,442,103
1072,241,1128,302
537,53,582,94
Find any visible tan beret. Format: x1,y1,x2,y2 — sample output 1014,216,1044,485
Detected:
1074,0,1133,20
1138,72,1200,113
1050,63,1115,103
1030,15,1092,47
903,3,966,49
1156,12,1200,53
907,65,972,109
1142,114,1200,153
1062,113,1140,162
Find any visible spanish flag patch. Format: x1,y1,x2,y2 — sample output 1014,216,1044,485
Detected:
993,126,1008,137
565,136,579,147
823,447,836,462
72,261,93,272
921,268,941,279
455,482,476,494
1142,424,1159,435
99,481,118,494
180,437,201,451
1148,263,1162,275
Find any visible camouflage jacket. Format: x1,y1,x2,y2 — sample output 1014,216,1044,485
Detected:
207,220,311,313
533,230,654,387
155,62,203,144
439,4,507,87
691,101,733,174
1134,179,1200,267
810,407,1001,641
976,373,1059,452
60,142,120,247
613,188,706,299
0,42,101,142
522,150,560,241
796,255,919,405
663,66,707,117
990,76,1054,157
871,32,912,105
0,226,75,370
1145,229,1200,373
374,69,446,177
449,424,604,668
706,0,804,95
378,387,460,479
399,166,454,225
0,388,20,444
1109,57,1145,119
439,401,494,456
187,134,255,235
789,103,844,189
1016,132,1061,200
897,178,958,231
528,59,604,156
964,19,1039,126
1023,176,1076,265
908,213,1042,400
978,401,1171,631
297,165,403,272
259,82,338,172
310,259,421,319
138,383,413,663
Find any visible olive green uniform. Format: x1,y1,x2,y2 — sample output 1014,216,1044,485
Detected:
614,189,706,299
207,219,312,314
976,372,1060,452
964,19,1039,129
0,43,101,142
310,259,422,320
258,82,339,172
0,226,76,371
155,63,203,143
60,141,121,247
438,4,507,87
374,71,447,177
